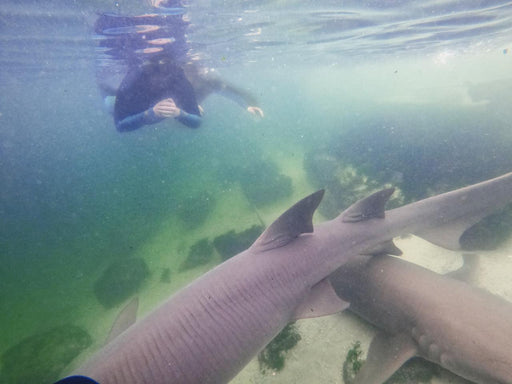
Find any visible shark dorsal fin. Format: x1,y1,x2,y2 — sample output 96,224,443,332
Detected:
341,188,395,223
251,190,325,252
105,297,139,345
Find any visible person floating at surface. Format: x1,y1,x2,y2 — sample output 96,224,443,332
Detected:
95,4,264,133
109,58,264,132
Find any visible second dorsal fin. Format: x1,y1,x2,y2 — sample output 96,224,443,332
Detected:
341,188,395,223
251,190,325,252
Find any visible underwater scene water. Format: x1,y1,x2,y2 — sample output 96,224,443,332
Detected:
1,0,512,383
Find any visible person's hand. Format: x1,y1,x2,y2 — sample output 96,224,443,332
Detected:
247,106,264,118
153,98,181,118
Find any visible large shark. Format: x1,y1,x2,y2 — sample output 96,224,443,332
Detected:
57,171,512,384
330,253,512,384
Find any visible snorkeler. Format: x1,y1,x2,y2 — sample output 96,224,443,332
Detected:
95,2,264,132
106,58,264,132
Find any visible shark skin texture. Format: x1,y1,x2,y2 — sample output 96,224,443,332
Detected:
330,254,512,384
62,171,512,384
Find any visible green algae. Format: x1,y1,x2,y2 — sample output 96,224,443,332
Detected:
258,323,301,374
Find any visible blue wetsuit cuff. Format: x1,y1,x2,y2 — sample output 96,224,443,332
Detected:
115,108,163,132
175,110,202,128
143,108,163,124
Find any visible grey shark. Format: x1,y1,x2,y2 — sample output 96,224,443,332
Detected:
330,253,512,384
65,171,512,384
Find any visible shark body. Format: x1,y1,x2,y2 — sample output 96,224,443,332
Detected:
330,254,512,384
68,172,512,384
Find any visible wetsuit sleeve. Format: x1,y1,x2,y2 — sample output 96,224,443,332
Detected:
175,109,202,128
217,82,260,109
116,107,201,132
198,75,259,109
115,108,163,132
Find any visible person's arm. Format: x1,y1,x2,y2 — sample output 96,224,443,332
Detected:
175,109,202,128
188,67,264,118
115,108,163,132
116,98,201,132
219,83,265,118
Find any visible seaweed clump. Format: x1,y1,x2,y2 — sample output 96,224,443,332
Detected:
342,341,365,384
0,325,91,384
94,257,149,308
342,341,441,384
258,323,301,374
180,238,215,271
213,225,264,261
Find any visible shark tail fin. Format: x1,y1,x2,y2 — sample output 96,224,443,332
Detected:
415,216,487,250
251,189,325,252
341,188,395,223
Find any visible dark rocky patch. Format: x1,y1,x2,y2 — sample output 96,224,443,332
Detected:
221,160,293,207
323,106,512,202
0,324,91,384
180,238,215,271
160,267,172,283
304,151,404,219
94,257,149,308
213,225,264,261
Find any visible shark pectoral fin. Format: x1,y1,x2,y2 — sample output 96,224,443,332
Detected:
341,188,395,223
446,253,480,284
354,331,418,384
251,190,325,252
105,297,139,345
292,278,350,320
416,215,489,250
361,240,403,256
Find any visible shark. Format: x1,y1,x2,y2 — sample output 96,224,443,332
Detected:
56,171,512,384
329,253,512,384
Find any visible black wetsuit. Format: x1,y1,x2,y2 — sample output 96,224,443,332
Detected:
114,60,202,131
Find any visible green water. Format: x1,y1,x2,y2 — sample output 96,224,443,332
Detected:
1,51,512,383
